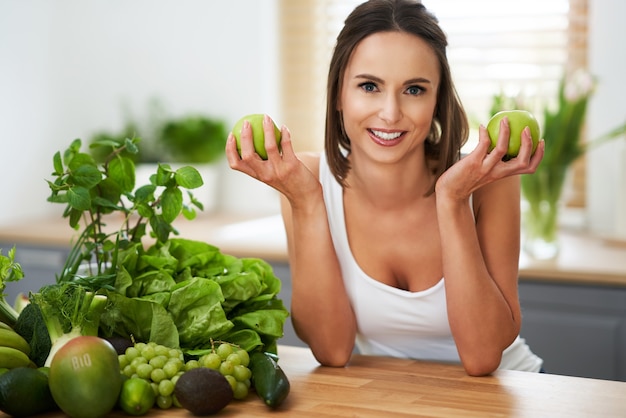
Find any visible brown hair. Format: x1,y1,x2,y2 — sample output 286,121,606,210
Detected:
324,0,469,193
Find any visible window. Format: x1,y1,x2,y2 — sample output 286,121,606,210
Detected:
279,0,587,204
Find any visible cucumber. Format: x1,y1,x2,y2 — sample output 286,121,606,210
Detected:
249,351,290,408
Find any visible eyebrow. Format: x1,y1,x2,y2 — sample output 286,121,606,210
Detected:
354,73,432,86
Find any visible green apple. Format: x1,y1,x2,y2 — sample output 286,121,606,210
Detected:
486,110,540,159
232,114,281,160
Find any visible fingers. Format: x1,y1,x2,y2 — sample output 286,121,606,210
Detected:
269,124,293,164
506,126,545,174
482,117,511,164
238,119,258,159
476,125,492,155
263,114,281,160
525,139,545,173
225,132,240,166
508,126,532,164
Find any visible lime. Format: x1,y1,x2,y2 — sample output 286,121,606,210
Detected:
119,377,156,416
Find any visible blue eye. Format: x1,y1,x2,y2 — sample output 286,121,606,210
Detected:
358,82,378,93
406,85,423,95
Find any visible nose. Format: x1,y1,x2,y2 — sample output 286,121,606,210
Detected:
378,94,402,124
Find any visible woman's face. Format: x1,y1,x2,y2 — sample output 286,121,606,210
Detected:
339,31,440,164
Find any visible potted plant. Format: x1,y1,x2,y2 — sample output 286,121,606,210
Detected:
157,115,228,165
149,114,228,212
490,70,626,259
88,109,229,212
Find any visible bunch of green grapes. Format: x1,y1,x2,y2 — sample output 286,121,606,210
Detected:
118,342,186,409
186,342,252,400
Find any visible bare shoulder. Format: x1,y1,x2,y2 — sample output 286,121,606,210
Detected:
298,151,322,178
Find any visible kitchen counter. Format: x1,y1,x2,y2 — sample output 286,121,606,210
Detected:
3,215,626,383
1,213,626,287
13,345,626,417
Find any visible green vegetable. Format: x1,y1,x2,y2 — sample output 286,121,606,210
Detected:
0,367,58,417
13,303,51,367
249,351,290,408
45,137,204,288
30,283,108,366
43,138,289,359
0,247,24,327
100,238,289,354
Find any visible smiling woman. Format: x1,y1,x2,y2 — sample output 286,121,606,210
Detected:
279,0,591,205
229,0,545,376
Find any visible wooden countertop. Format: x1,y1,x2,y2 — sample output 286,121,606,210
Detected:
13,345,626,418
1,213,626,287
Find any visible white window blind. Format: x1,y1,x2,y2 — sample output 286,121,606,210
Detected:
279,0,588,203
423,0,587,152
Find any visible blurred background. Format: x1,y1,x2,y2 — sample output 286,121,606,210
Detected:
1,0,624,240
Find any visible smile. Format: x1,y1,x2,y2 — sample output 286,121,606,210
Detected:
369,129,404,141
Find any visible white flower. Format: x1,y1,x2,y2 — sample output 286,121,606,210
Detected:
564,69,594,102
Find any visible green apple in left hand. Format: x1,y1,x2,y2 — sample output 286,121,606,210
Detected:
486,110,541,159
232,114,281,160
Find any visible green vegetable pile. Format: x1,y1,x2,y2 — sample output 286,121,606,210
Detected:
102,239,289,354
16,135,288,366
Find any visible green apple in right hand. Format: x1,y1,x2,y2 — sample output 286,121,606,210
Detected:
486,110,541,159
232,114,282,160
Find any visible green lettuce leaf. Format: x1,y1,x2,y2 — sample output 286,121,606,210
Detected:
167,277,233,348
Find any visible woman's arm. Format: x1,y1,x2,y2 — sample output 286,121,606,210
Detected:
435,120,544,376
225,116,356,366
279,156,356,366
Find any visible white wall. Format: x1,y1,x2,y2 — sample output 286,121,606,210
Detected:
0,0,281,226
587,0,626,238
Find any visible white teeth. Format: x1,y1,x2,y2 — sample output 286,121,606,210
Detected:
371,130,402,140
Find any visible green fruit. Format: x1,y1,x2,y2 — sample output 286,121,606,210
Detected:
232,113,282,160
119,377,156,416
174,367,233,415
0,367,58,417
486,110,540,158
48,336,123,418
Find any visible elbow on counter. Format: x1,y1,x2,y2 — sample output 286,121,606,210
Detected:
302,335,354,367
312,349,352,368
461,353,502,377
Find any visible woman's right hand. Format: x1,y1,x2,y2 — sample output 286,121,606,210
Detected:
225,114,320,202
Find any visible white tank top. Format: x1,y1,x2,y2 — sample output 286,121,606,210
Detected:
319,153,543,372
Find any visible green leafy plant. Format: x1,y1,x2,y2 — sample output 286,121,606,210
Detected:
0,247,24,326
45,137,204,286
88,122,145,164
158,115,228,164
37,136,288,356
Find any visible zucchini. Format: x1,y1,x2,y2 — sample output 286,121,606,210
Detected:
250,351,290,408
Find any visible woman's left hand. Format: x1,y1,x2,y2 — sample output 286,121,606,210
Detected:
435,117,545,200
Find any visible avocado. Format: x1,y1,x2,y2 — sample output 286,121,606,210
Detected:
105,335,134,355
174,368,233,415
0,367,58,417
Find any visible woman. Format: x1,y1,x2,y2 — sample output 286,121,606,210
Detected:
226,0,545,376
